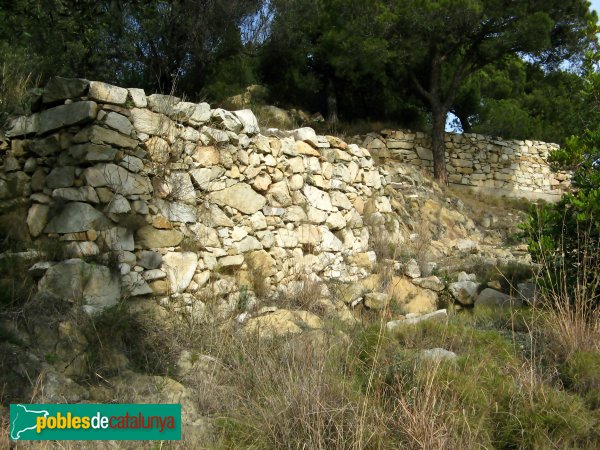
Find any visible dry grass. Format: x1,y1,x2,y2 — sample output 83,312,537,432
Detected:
0,61,39,123
531,227,600,359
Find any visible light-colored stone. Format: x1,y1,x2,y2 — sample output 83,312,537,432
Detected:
293,127,319,147
253,173,272,192
387,277,438,315
164,252,198,293
319,227,343,252
145,136,171,162
27,204,49,238
412,276,445,292
122,272,153,296
137,226,184,249
154,199,196,223
364,292,391,310
189,223,221,248
303,185,333,211
233,110,260,134
89,81,128,104
326,212,346,230
83,163,152,196
130,108,176,136
208,183,266,214
147,94,181,115
420,348,457,362
38,259,120,316
73,125,137,149
244,309,323,338
128,88,147,107
449,280,480,306
267,181,293,207
212,108,243,133
234,236,262,253
386,309,448,334
220,255,244,267
404,259,421,279
191,145,220,166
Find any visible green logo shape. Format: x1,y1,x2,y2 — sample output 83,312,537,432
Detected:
10,404,181,441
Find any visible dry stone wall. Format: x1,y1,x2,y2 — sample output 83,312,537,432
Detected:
0,77,552,319
2,77,419,316
363,129,571,200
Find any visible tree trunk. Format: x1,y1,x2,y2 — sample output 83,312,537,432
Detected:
326,78,339,125
431,107,448,184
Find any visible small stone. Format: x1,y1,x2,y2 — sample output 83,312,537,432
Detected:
46,166,75,188
27,204,49,238
136,226,183,249
404,259,421,279
163,252,198,293
449,280,480,306
364,292,391,310
138,251,163,270
128,88,147,108
420,348,457,362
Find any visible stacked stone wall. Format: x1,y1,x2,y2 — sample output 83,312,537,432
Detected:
364,130,571,199
0,77,564,316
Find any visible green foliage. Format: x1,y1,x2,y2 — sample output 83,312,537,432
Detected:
523,120,599,306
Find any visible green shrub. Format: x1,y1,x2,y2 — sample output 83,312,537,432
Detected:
522,127,599,309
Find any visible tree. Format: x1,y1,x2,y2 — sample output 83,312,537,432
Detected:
451,57,590,144
384,0,597,183
261,0,425,126
522,52,599,308
108,0,265,97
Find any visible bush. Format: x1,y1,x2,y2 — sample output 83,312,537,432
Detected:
522,127,600,310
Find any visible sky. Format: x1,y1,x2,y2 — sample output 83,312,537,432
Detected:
593,0,600,22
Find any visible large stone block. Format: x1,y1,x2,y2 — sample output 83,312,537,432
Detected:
88,81,128,105
73,125,137,149
136,226,183,249
83,163,152,196
38,259,120,316
43,77,89,103
130,108,176,137
208,183,266,214
44,202,111,234
233,109,260,135
38,101,97,135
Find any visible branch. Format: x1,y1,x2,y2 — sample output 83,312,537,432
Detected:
409,71,434,104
